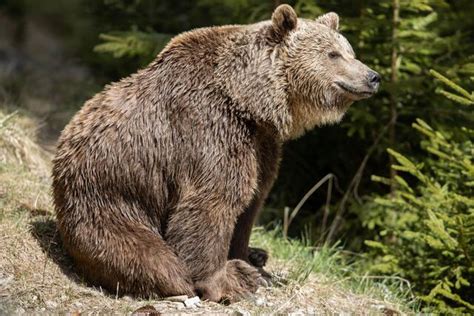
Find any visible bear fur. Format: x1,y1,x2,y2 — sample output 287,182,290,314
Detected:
52,5,379,302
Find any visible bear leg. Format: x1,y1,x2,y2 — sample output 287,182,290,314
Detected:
59,215,195,298
229,205,269,268
165,193,264,301
228,198,270,269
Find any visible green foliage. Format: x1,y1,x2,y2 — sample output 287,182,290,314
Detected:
340,0,465,138
92,0,274,61
94,28,171,59
363,72,474,312
250,227,417,310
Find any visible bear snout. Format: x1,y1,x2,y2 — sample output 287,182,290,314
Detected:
367,70,381,91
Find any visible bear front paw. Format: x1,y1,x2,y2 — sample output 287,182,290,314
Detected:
221,259,263,302
194,259,264,303
248,247,268,268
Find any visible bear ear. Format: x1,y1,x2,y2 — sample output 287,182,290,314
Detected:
271,4,298,38
316,12,339,31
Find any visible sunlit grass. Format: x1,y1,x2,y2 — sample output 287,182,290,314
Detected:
251,226,420,312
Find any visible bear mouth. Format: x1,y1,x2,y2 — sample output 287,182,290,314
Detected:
335,81,374,98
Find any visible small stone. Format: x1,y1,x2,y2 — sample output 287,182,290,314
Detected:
132,305,160,316
255,297,266,306
122,295,133,301
184,296,201,308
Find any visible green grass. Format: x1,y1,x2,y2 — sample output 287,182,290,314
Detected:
251,226,420,312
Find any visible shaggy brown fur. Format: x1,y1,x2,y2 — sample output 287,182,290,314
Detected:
52,5,379,302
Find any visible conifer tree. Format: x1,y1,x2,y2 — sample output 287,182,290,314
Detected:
365,71,474,313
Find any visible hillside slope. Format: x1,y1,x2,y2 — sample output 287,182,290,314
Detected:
0,109,414,315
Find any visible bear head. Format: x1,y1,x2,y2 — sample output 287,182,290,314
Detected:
271,5,380,138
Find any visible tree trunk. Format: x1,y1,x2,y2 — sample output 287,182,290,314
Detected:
389,0,400,191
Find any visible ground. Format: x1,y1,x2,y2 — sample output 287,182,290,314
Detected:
0,109,414,315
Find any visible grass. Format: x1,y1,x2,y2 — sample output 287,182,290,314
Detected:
250,227,419,313
0,108,418,314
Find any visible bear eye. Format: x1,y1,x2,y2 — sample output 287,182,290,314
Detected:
328,51,341,59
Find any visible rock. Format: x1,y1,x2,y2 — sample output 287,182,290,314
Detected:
132,305,160,316
184,296,201,308
122,295,133,301
255,297,266,306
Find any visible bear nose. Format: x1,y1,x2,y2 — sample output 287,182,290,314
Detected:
367,70,381,90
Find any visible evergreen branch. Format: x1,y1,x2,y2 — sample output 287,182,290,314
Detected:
430,69,472,100
94,30,172,59
371,175,392,186
438,91,474,106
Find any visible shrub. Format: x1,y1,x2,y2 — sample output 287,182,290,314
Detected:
362,71,474,313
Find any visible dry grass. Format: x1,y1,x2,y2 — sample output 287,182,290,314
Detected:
0,110,51,178
0,109,413,315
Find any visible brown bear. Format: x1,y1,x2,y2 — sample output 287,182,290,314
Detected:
52,4,379,302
